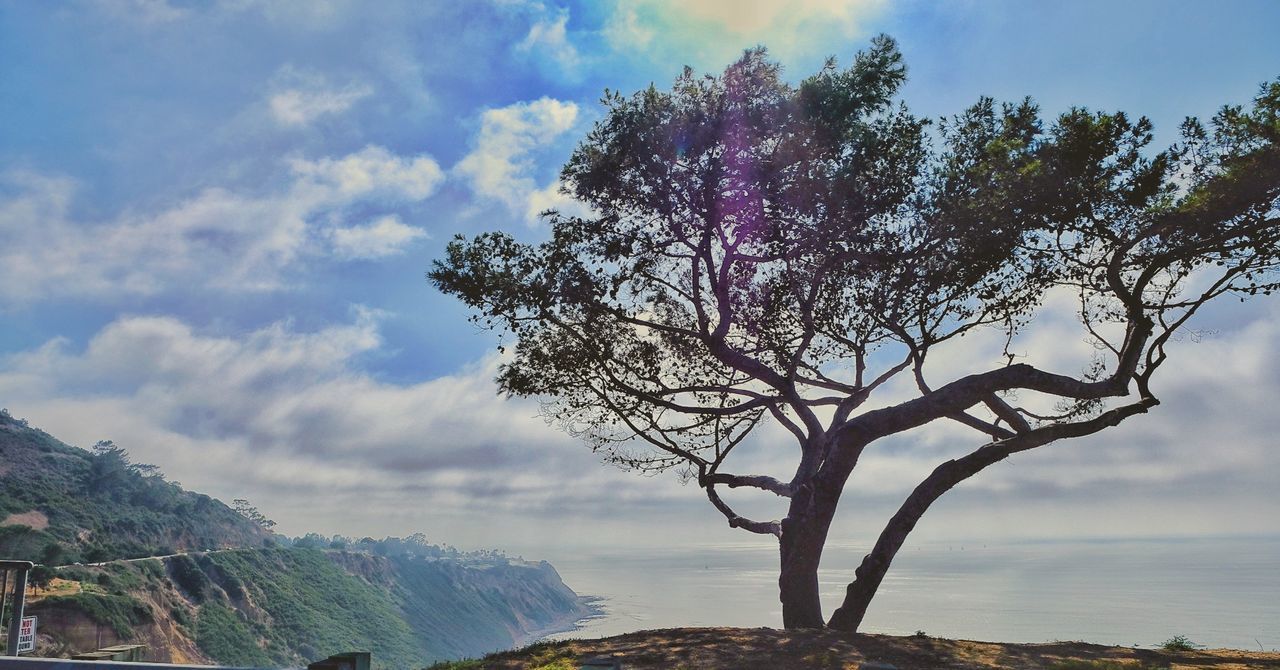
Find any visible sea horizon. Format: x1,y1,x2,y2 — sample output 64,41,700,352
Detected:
542,534,1280,651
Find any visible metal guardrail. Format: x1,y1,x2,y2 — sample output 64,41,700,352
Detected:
0,652,370,670
0,659,266,670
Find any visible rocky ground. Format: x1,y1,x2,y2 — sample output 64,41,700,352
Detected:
461,627,1280,670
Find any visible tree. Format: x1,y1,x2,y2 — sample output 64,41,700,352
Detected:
430,36,1280,630
84,440,134,497
29,565,55,590
231,498,277,530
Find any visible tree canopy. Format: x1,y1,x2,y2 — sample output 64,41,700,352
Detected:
430,36,1280,629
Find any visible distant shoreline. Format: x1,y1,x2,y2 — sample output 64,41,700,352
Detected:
515,595,607,647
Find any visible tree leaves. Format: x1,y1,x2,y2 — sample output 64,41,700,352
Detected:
429,36,1280,496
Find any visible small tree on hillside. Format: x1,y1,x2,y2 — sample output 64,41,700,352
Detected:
231,498,277,530
430,37,1280,629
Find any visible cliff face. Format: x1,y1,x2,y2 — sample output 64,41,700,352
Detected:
378,556,586,659
28,548,590,669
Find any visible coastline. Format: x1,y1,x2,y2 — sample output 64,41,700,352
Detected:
513,595,607,648
524,537,1280,650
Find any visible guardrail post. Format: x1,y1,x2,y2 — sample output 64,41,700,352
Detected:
2,560,34,656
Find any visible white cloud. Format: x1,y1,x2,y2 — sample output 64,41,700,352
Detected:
5,300,1280,548
90,0,189,25
234,0,357,30
454,97,580,224
601,5,654,51
269,81,372,126
0,146,444,305
516,10,580,73
0,312,682,544
331,215,428,260
524,179,580,222
291,145,445,202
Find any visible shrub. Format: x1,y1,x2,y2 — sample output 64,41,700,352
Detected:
169,554,212,602
138,559,165,579
1160,635,1200,652
424,661,482,670
41,593,152,637
195,604,272,667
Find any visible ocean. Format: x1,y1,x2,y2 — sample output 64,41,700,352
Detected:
544,536,1280,651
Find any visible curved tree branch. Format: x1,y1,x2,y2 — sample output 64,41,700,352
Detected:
828,395,1160,630
704,472,793,497
703,482,783,537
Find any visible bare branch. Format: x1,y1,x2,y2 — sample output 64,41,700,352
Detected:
946,411,1016,439
704,484,782,537
983,395,1032,433
704,472,793,497
830,395,1160,630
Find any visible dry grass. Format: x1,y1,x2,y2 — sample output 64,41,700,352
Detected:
2,509,50,530
27,577,86,603
461,628,1280,670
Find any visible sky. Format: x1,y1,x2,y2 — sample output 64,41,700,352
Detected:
2,0,1280,565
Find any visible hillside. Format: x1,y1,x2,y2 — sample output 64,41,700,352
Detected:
433,627,1280,670
26,548,590,668
0,409,269,563
1,411,592,668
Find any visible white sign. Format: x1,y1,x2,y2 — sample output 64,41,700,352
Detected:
17,616,36,654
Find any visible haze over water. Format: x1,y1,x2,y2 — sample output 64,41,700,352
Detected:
546,536,1280,651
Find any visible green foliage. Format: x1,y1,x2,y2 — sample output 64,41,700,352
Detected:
5,412,585,665
231,498,277,530
0,525,53,562
55,564,96,583
168,548,584,668
0,415,269,563
40,540,70,565
200,549,425,669
432,38,1280,473
291,532,504,562
138,558,165,580
169,554,213,603
171,604,192,628
387,556,580,660
424,661,483,670
195,604,273,667
100,561,147,594
40,593,152,637
431,34,1280,630
29,565,56,588
30,543,583,669
1160,635,1201,651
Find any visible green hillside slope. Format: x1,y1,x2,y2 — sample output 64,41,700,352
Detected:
2,411,591,668
27,549,589,669
0,409,270,563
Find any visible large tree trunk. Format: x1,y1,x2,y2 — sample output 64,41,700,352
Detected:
827,445,1011,630
825,509,919,631
778,516,825,628
828,451,972,631
778,480,842,628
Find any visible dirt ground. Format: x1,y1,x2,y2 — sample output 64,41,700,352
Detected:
474,627,1280,670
